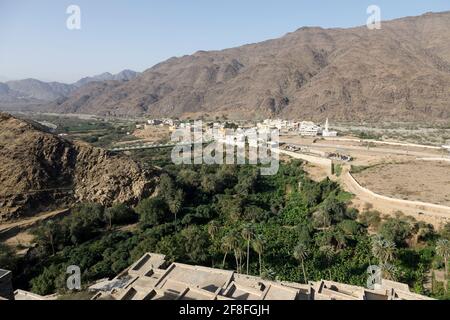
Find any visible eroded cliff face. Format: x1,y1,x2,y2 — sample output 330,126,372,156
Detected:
0,113,158,222
72,142,156,206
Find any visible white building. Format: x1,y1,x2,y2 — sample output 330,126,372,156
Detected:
147,118,176,126
147,119,162,126
299,121,322,136
260,119,299,132
322,118,338,137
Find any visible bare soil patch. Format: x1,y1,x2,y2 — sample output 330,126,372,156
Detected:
353,161,450,206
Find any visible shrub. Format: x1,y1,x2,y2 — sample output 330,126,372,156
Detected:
136,197,170,229
104,204,137,228
379,218,413,246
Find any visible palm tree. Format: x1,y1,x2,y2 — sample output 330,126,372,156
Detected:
221,235,236,268
235,245,244,273
223,232,240,272
319,245,335,280
104,208,114,230
436,239,450,292
412,222,433,245
241,225,254,275
252,235,265,276
334,231,347,250
39,220,58,256
208,221,220,241
372,236,396,280
168,189,184,225
372,236,396,264
313,210,331,230
379,262,397,281
293,243,309,284
207,221,220,267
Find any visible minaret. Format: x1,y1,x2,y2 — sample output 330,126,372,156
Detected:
324,118,329,132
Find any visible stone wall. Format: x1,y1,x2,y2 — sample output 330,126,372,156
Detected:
346,171,450,221
0,269,14,300
274,149,333,175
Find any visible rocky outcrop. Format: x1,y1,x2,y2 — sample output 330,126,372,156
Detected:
0,113,158,222
72,142,156,206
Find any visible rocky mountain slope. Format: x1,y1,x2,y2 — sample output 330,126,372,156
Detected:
5,79,74,101
49,11,450,122
74,70,139,87
0,113,157,222
0,70,140,109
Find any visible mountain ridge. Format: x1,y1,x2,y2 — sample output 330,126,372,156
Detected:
2,11,450,122
45,11,450,122
0,70,140,108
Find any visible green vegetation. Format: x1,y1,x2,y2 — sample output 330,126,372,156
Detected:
24,115,139,148
333,163,343,177
350,165,372,174
5,150,450,299
0,243,17,272
353,131,383,140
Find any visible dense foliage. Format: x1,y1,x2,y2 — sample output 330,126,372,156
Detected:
5,150,450,299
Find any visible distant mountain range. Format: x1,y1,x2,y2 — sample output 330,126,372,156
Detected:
2,11,450,122
0,70,139,109
74,70,140,88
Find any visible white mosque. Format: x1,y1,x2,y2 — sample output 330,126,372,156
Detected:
322,118,338,137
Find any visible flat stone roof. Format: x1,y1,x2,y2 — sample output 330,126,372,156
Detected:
89,253,434,301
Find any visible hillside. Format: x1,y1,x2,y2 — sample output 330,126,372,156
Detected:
48,11,450,122
0,113,158,222
0,70,140,111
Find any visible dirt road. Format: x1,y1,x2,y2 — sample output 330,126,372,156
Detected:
0,209,69,245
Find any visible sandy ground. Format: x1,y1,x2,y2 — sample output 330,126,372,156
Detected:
133,127,170,143
0,209,69,252
303,163,330,182
339,166,449,228
281,136,445,160
353,161,450,206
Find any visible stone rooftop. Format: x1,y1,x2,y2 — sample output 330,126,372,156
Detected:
90,253,434,301
0,253,435,301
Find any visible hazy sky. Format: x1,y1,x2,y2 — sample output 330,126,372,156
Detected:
1,0,449,83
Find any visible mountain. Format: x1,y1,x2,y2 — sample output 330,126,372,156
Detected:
0,70,140,110
49,11,450,122
74,69,139,87
5,79,74,101
0,113,158,222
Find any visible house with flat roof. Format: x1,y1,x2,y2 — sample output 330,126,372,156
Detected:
89,253,434,301
0,253,435,301
299,121,322,136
